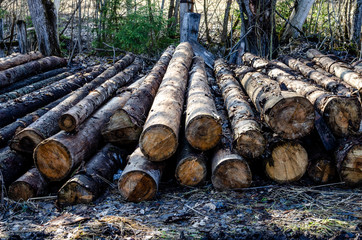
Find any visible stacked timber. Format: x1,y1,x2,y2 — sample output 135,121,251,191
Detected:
0,51,43,71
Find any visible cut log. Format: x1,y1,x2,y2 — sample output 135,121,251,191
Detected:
267,60,361,137
236,69,315,139
0,94,69,147
0,56,66,88
11,54,135,154
8,168,48,201
185,56,222,151
102,46,175,145
0,68,99,128
118,147,164,202
0,67,68,95
214,59,265,158
206,66,252,190
175,139,207,187
34,77,143,181
308,158,336,184
335,137,362,186
242,52,270,69
307,49,362,91
0,51,42,71
0,71,72,103
57,144,125,206
0,147,31,189
139,42,193,162
59,58,142,132
265,141,309,183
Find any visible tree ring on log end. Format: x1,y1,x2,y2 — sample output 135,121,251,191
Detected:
8,181,35,201
266,142,308,183
175,157,207,186
186,115,222,151
11,129,44,154
34,139,72,181
235,129,266,159
140,124,177,161
58,175,96,206
118,171,157,202
59,114,77,132
340,144,362,186
212,156,252,190
267,94,314,139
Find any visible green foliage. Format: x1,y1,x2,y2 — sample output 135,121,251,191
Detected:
0,9,8,18
94,0,177,54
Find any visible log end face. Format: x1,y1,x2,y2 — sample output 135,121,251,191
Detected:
235,129,266,159
118,171,157,202
175,157,207,187
339,144,362,186
34,139,72,181
8,182,35,201
59,114,77,132
10,129,44,154
308,159,336,184
186,115,222,151
267,94,315,139
140,125,178,162
57,176,96,206
266,142,308,183
212,157,252,190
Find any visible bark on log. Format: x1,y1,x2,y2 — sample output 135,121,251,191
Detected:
8,168,48,201
59,58,142,132
0,68,98,128
10,67,106,154
206,66,252,190
0,71,72,103
0,56,66,88
214,59,265,158
0,147,31,189
0,67,68,95
307,49,362,91
235,69,315,139
34,77,143,181
102,46,174,145
267,61,361,136
265,140,309,183
185,56,222,151
0,51,42,71
242,52,270,69
0,94,69,147
57,144,124,206
10,54,135,153
139,42,193,162
335,137,362,186
175,139,207,187
118,147,164,202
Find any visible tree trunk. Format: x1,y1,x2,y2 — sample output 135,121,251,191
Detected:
0,94,69,147
0,19,4,57
175,139,207,187
206,65,252,191
335,137,362,186
267,60,361,137
57,144,125,206
34,77,143,181
0,51,42,71
265,140,309,183
59,58,142,132
185,56,222,151
118,147,164,202
235,67,315,140
27,0,61,56
0,147,31,189
350,0,362,47
16,20,28,54
180,13,200,43
0,71,72,103
0,67,68,95
139,42,193,162
0,56,66,88
307,49,362,91
102,46,175,145
8,167,48,201
214,59,265,158
281,0,315,41
221,0,233,45
0,68,95,128
10,67,106,154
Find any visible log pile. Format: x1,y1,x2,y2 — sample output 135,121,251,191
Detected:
0,46,360,207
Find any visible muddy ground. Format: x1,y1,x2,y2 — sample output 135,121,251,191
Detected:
1,176,361,240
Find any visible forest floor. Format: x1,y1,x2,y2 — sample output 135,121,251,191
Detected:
1,177,361,240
